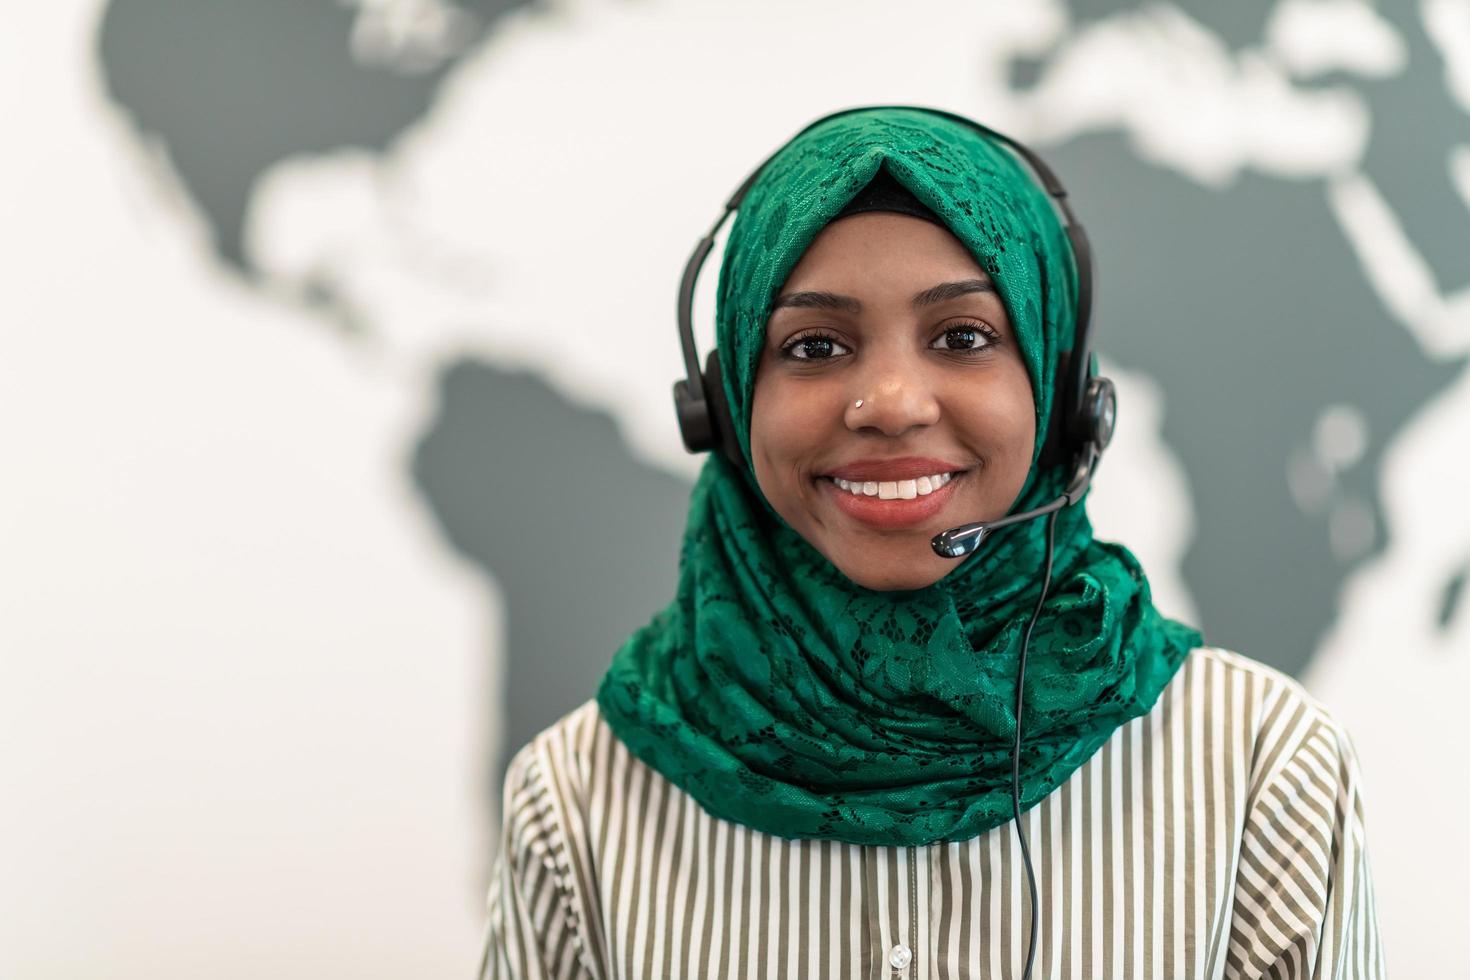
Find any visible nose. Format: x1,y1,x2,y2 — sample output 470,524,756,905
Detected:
844,367,941,437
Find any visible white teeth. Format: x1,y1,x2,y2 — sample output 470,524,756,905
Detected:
830,472,956,498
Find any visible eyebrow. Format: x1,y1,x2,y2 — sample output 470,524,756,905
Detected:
769,290,862,313
910,278,996,307
771,278,995,313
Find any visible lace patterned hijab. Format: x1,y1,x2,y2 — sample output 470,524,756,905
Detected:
596,108,1201,846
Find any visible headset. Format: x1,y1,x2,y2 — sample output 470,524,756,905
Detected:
672,105,1116,542
670,105,1119,980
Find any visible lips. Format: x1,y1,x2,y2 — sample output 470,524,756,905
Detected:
819,469,966,530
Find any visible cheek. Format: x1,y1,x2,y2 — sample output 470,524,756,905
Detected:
953,370,1037,458
749,377,824,492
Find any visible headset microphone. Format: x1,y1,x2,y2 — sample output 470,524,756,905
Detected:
931,430,1107,559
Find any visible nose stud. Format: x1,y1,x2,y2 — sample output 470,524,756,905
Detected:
854,399,864,408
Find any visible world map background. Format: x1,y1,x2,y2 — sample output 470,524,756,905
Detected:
3,0,1467,975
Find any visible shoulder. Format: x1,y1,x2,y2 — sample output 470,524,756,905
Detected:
489,702,612,980
499,698,609,822
496,697,626,883
1177,646,1356,738
1167,646,1366,803
1185,656,1387,975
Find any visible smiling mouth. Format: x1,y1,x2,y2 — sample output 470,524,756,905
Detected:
817,470,968,530
824,471,957,500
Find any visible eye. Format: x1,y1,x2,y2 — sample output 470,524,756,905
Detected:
930,321,1001,354
779,330,852,361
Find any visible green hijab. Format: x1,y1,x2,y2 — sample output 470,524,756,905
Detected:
596,108,1200,846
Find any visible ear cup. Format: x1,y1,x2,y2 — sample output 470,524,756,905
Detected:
1041,349,1082,468
673,379,716,455
701,350,746,469
672,347,749,469
1081,376,1117,452
1042,346,1115,468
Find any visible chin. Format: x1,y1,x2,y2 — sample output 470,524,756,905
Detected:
834,556,951,593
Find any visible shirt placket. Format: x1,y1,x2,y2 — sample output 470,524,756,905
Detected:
908,845,930,980
865,845,926,980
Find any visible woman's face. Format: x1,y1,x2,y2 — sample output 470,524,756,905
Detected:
750,212,1037,591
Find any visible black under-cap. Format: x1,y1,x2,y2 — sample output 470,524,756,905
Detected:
831,166,946,227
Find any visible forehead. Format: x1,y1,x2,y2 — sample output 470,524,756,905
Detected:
777,212,996,297
776,214,1005,314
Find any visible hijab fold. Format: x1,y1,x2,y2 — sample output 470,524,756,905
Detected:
596,108,1200,846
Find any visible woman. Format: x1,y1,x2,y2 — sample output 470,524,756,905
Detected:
479,107,1384,979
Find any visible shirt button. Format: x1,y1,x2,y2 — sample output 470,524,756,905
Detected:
889,943,912,971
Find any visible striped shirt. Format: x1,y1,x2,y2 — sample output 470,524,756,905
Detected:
479,647,1385,979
